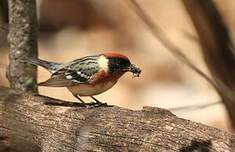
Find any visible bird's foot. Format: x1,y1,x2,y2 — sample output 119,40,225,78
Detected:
83,101,108,108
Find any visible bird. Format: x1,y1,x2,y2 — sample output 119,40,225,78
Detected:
25,52,141,105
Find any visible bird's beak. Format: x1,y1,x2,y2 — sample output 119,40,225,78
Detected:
127,64,141,77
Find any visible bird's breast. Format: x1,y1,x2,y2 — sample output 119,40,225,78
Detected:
68,72,125,96
67,80,118,96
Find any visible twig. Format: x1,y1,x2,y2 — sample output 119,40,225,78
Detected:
169,101,221,112
182,30,199,43
127,0,219,93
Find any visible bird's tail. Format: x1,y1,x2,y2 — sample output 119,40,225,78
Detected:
24,57,61,73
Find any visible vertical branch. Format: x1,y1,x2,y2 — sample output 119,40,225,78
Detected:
182,0,235,129
7,0,38,92
182,0,235,90
127,0,218,92
127,0,221,97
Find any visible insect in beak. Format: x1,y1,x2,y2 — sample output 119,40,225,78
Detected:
127,64,141,78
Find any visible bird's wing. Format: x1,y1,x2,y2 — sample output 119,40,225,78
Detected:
38,74,74,87
38,58,100,87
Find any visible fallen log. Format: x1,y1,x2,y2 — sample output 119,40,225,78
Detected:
0,86,234,152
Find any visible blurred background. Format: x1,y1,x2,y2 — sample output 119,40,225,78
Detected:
0,0,235,132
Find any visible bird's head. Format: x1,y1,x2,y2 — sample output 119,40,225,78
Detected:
104,53,141,77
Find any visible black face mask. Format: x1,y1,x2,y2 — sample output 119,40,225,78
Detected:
108,57,131,73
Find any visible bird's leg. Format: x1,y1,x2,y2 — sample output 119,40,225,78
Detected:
90,96,102,103
72,94,85,103
89,96,107,107
90,96,107,104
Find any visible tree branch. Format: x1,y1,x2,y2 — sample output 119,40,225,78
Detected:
7,0,38,92
182,0,235,129
1,86,235,151
127,0,218,92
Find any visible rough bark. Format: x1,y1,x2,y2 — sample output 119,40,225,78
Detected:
7,0,38,92
182,0,235,129
0,86,235,152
